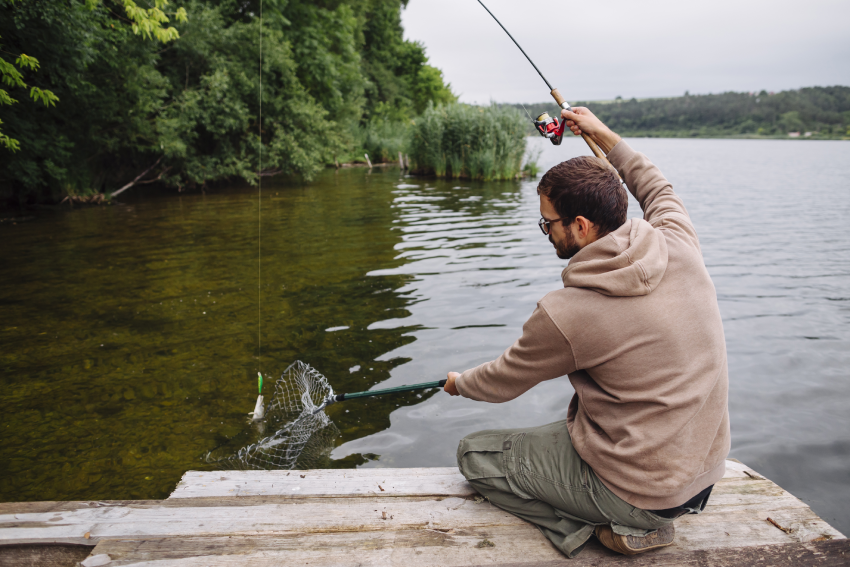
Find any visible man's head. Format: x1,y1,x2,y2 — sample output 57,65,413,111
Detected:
537,156,627,259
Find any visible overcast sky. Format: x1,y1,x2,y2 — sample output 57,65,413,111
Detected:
401,0,850,104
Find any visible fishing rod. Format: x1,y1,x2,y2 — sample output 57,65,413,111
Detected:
313,379,447,414
476,0,610,163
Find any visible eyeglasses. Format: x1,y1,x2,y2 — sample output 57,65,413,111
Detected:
538,216,571,235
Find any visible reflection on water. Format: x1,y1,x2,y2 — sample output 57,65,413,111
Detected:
1,137,849,535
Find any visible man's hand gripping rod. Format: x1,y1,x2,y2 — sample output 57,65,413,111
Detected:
475,0,610,164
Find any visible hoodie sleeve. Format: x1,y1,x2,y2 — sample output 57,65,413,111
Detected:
607,140,700,249
455,303,577,402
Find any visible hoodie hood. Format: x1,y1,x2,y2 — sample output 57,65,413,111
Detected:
561,218,668,296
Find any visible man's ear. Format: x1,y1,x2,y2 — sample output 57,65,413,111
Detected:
574,216,595,239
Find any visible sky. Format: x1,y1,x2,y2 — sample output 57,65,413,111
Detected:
401,0,850,104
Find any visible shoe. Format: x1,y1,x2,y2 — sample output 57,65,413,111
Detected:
594,523,675,555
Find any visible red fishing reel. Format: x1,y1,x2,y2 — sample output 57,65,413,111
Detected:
533,111,567,145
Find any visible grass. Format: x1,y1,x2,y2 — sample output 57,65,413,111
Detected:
361,120,411,163
409,103,528,180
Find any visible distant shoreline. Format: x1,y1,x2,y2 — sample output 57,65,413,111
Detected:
506,86,850,141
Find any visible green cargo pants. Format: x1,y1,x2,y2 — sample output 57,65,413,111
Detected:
456,421,674,558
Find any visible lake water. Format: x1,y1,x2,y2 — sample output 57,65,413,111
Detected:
1,137,848,534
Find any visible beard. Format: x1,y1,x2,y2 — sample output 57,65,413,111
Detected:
550,230,581,260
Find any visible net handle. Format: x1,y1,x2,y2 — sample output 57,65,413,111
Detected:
336,379,447,402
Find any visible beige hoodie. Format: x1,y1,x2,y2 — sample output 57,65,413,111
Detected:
456,140,730,511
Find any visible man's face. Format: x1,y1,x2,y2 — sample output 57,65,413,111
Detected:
539,194,580,260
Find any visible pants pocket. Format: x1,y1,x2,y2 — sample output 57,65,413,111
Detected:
457,434,511,481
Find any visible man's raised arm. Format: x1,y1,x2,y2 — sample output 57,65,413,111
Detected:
561,107,700,248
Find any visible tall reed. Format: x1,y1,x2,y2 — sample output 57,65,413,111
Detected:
360,120,411,163
409,103,528,180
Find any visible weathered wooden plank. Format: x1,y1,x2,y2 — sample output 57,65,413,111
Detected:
700,477,809,510
1,481,842,549
169,467,475,499
675,505,844,548
722,458,773,480
0,474,800,523
88,526,564,566
86,531,850,567
519,539,850,567
2,457,843,567
170,475,825,518
168,461,754,499
0,496,522,546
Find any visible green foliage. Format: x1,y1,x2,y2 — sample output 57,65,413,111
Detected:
360,118,411,164
0,0,185,156
358,0,455,120
0,0,454,205
94,0,188,43
412,65,455,115
510,86,850,139
0,37,58,152
409,103,527,180
779,110,804,133
155,5,331,187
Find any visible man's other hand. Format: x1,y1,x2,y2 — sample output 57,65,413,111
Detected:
561,107,621,154
445,372,461,396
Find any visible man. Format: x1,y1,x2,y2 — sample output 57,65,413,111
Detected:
443,107,730,558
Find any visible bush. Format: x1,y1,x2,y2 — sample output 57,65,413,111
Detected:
360,118,411,164
409,103,527,180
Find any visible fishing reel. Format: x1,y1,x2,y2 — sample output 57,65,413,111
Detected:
533,111,567,146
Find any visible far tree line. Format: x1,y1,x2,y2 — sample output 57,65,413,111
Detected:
509,86,850,139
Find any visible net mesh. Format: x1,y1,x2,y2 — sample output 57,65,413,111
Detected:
206,361,338,470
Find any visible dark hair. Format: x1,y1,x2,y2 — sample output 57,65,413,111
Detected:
536,156,627,237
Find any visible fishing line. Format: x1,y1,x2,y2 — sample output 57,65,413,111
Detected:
256,0,264,413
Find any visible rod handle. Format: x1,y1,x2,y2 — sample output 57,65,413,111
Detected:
580,133,607,160
341,380,447,401
549,88,613,164
550,88,567,107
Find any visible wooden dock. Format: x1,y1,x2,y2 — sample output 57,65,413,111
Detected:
0,459,846,566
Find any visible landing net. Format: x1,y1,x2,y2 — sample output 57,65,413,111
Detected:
206,361,338,470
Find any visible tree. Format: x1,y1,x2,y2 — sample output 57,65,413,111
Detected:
90,0,187,43
0,0,455,204
0,0,185,154
412,64,454,115
0,37,58,151
779,110,804,133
